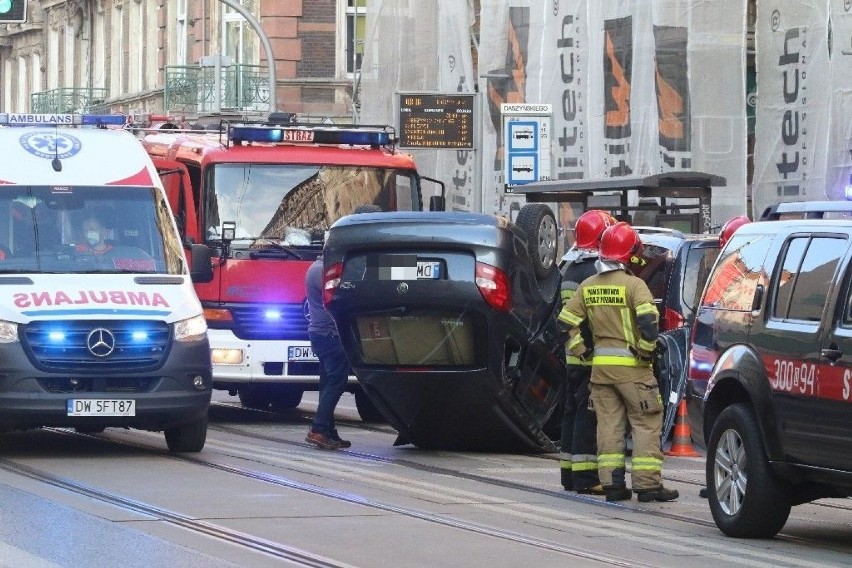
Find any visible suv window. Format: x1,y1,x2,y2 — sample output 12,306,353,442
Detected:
632,244,671,301
772,235,845,322
683,245,719,313
702,233,773,311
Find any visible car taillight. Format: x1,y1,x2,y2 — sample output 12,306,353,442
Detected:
323,262,344,306
661,306,684,331
475,262,511,312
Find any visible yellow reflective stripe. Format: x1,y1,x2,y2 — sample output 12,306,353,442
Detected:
559,459,572,470
635,302,658,317
621,307,635,347
559,310,584,327
572,461,598,472
567,355,592,366
598,454,626,468
592,355,652,368
631,457,663,471
637,338,656,352
567,334,585,350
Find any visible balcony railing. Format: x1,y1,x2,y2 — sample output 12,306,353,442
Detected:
164,64,270,114
31,88,109,114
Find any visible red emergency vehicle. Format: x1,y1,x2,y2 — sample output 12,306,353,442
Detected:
141,118,443,420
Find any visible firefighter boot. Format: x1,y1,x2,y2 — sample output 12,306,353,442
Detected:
561,468,573,491
605,468,632,502
637,486,679,502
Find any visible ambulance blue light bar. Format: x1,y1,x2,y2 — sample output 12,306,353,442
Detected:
229,125,393,147
0,113,127,127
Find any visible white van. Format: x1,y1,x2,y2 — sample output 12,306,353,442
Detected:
0,113,214,451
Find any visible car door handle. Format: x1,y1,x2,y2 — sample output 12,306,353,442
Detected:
821,348,843,363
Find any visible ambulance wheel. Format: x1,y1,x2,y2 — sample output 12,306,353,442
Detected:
706,404,791,538
516,203,558,280
238,385,272,410
355,388,386,423
165,415,208,453
271,387,303,410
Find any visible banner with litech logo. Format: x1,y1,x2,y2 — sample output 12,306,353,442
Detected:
826,0,852,202
753,0,831,217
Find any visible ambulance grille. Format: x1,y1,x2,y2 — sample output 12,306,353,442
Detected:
229,304,309,340
22,320,171,372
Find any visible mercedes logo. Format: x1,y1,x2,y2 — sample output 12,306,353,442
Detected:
86,328,116,357
397,282,409,295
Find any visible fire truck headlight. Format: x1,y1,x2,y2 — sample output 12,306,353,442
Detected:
0,320,19,343
174,314,208,343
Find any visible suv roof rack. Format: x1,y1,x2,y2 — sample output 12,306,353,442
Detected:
759,200,852,220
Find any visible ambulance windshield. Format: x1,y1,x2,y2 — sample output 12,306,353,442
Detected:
204,164,420,245
0,186,184,274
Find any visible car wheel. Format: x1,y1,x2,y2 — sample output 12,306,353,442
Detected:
515,203,558,279
706,403,791,538
238,385,272,410
164,415,208,453
271,387,304,410
355,388,386,423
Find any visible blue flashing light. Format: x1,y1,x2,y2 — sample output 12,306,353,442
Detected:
48,331,67,342
264,309,282,321
230,125,392,147
131,331,150,341
0,113,127,127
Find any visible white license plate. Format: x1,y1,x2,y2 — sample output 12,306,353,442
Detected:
67,399,135,417
288,345,318,362
415,261,441,280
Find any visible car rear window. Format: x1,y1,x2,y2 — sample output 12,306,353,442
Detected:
631,244,672,301
355,312,476,366
683,245,720,313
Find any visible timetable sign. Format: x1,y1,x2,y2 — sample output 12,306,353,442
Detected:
398,93,475,149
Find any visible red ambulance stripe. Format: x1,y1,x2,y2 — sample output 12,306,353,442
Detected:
106,167,153,186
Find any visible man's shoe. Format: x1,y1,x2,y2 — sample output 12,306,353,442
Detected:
637,486,679,502
331,430,352,448
305,429,342,450
577,484,606,496
605,486,632,502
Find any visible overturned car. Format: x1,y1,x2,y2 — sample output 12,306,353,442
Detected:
323,206,566,452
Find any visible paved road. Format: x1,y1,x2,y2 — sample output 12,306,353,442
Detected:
0,392,850,567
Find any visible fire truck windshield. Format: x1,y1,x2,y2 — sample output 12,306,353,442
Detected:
204,164,419,245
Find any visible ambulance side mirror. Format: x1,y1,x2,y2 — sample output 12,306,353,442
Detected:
189,243,214,283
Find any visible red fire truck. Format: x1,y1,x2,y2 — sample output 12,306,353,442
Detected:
140,117,444,420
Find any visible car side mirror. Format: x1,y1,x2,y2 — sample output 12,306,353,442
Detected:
189,243,214,283
429,195,445,212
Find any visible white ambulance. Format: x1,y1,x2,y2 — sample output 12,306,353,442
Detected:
0,113,214,451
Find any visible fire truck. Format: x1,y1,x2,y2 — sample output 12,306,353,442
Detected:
140,116,444,420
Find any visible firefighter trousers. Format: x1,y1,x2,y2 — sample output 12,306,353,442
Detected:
559,367,599,490
590,381,664,491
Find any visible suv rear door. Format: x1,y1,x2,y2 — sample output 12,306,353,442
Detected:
750,232,847,466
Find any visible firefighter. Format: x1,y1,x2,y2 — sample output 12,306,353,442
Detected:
558,222,678,502
719,214,750,248
559,210,616,494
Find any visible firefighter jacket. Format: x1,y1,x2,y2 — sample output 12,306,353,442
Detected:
558,265,659,385
559,251,598,366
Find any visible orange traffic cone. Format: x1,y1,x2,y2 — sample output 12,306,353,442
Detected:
665,399,701,457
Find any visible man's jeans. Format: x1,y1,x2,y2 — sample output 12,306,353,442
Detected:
309,332,350,437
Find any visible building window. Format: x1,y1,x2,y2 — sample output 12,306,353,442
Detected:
175,0,187,65
346,0,366,75
222,0,258,65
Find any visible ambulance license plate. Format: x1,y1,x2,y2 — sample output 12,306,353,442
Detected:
288,345,318,362
67,399,135,417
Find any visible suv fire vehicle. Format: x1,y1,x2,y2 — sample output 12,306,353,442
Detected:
688,201,852,538
140,117,443,420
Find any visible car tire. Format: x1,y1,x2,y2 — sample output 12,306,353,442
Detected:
238,385,272,410
164,414,208,453
515,203,558,280
706,403,791,538
271,387,304,410
355,388,386,423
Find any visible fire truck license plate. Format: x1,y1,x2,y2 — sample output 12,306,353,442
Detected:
288,345,318,362
67,399,136,416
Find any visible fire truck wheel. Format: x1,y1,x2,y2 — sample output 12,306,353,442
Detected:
271,387,303,410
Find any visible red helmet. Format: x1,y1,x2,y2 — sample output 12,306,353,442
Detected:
599,222,642,264
719,215,750,248
574,210,617,250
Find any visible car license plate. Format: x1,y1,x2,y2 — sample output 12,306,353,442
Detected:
67,399,135,417
415,261,440,280
288,345,318,362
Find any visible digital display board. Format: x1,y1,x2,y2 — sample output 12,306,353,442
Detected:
398,93,475,149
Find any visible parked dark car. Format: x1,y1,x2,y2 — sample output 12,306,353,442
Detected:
323,206,566,452
687,202,852,538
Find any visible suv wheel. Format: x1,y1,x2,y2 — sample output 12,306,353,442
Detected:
706,404,791,538
516,204,557,279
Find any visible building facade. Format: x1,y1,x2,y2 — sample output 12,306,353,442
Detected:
0,0,364,120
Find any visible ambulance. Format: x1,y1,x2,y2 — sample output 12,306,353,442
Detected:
0,113,214,452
